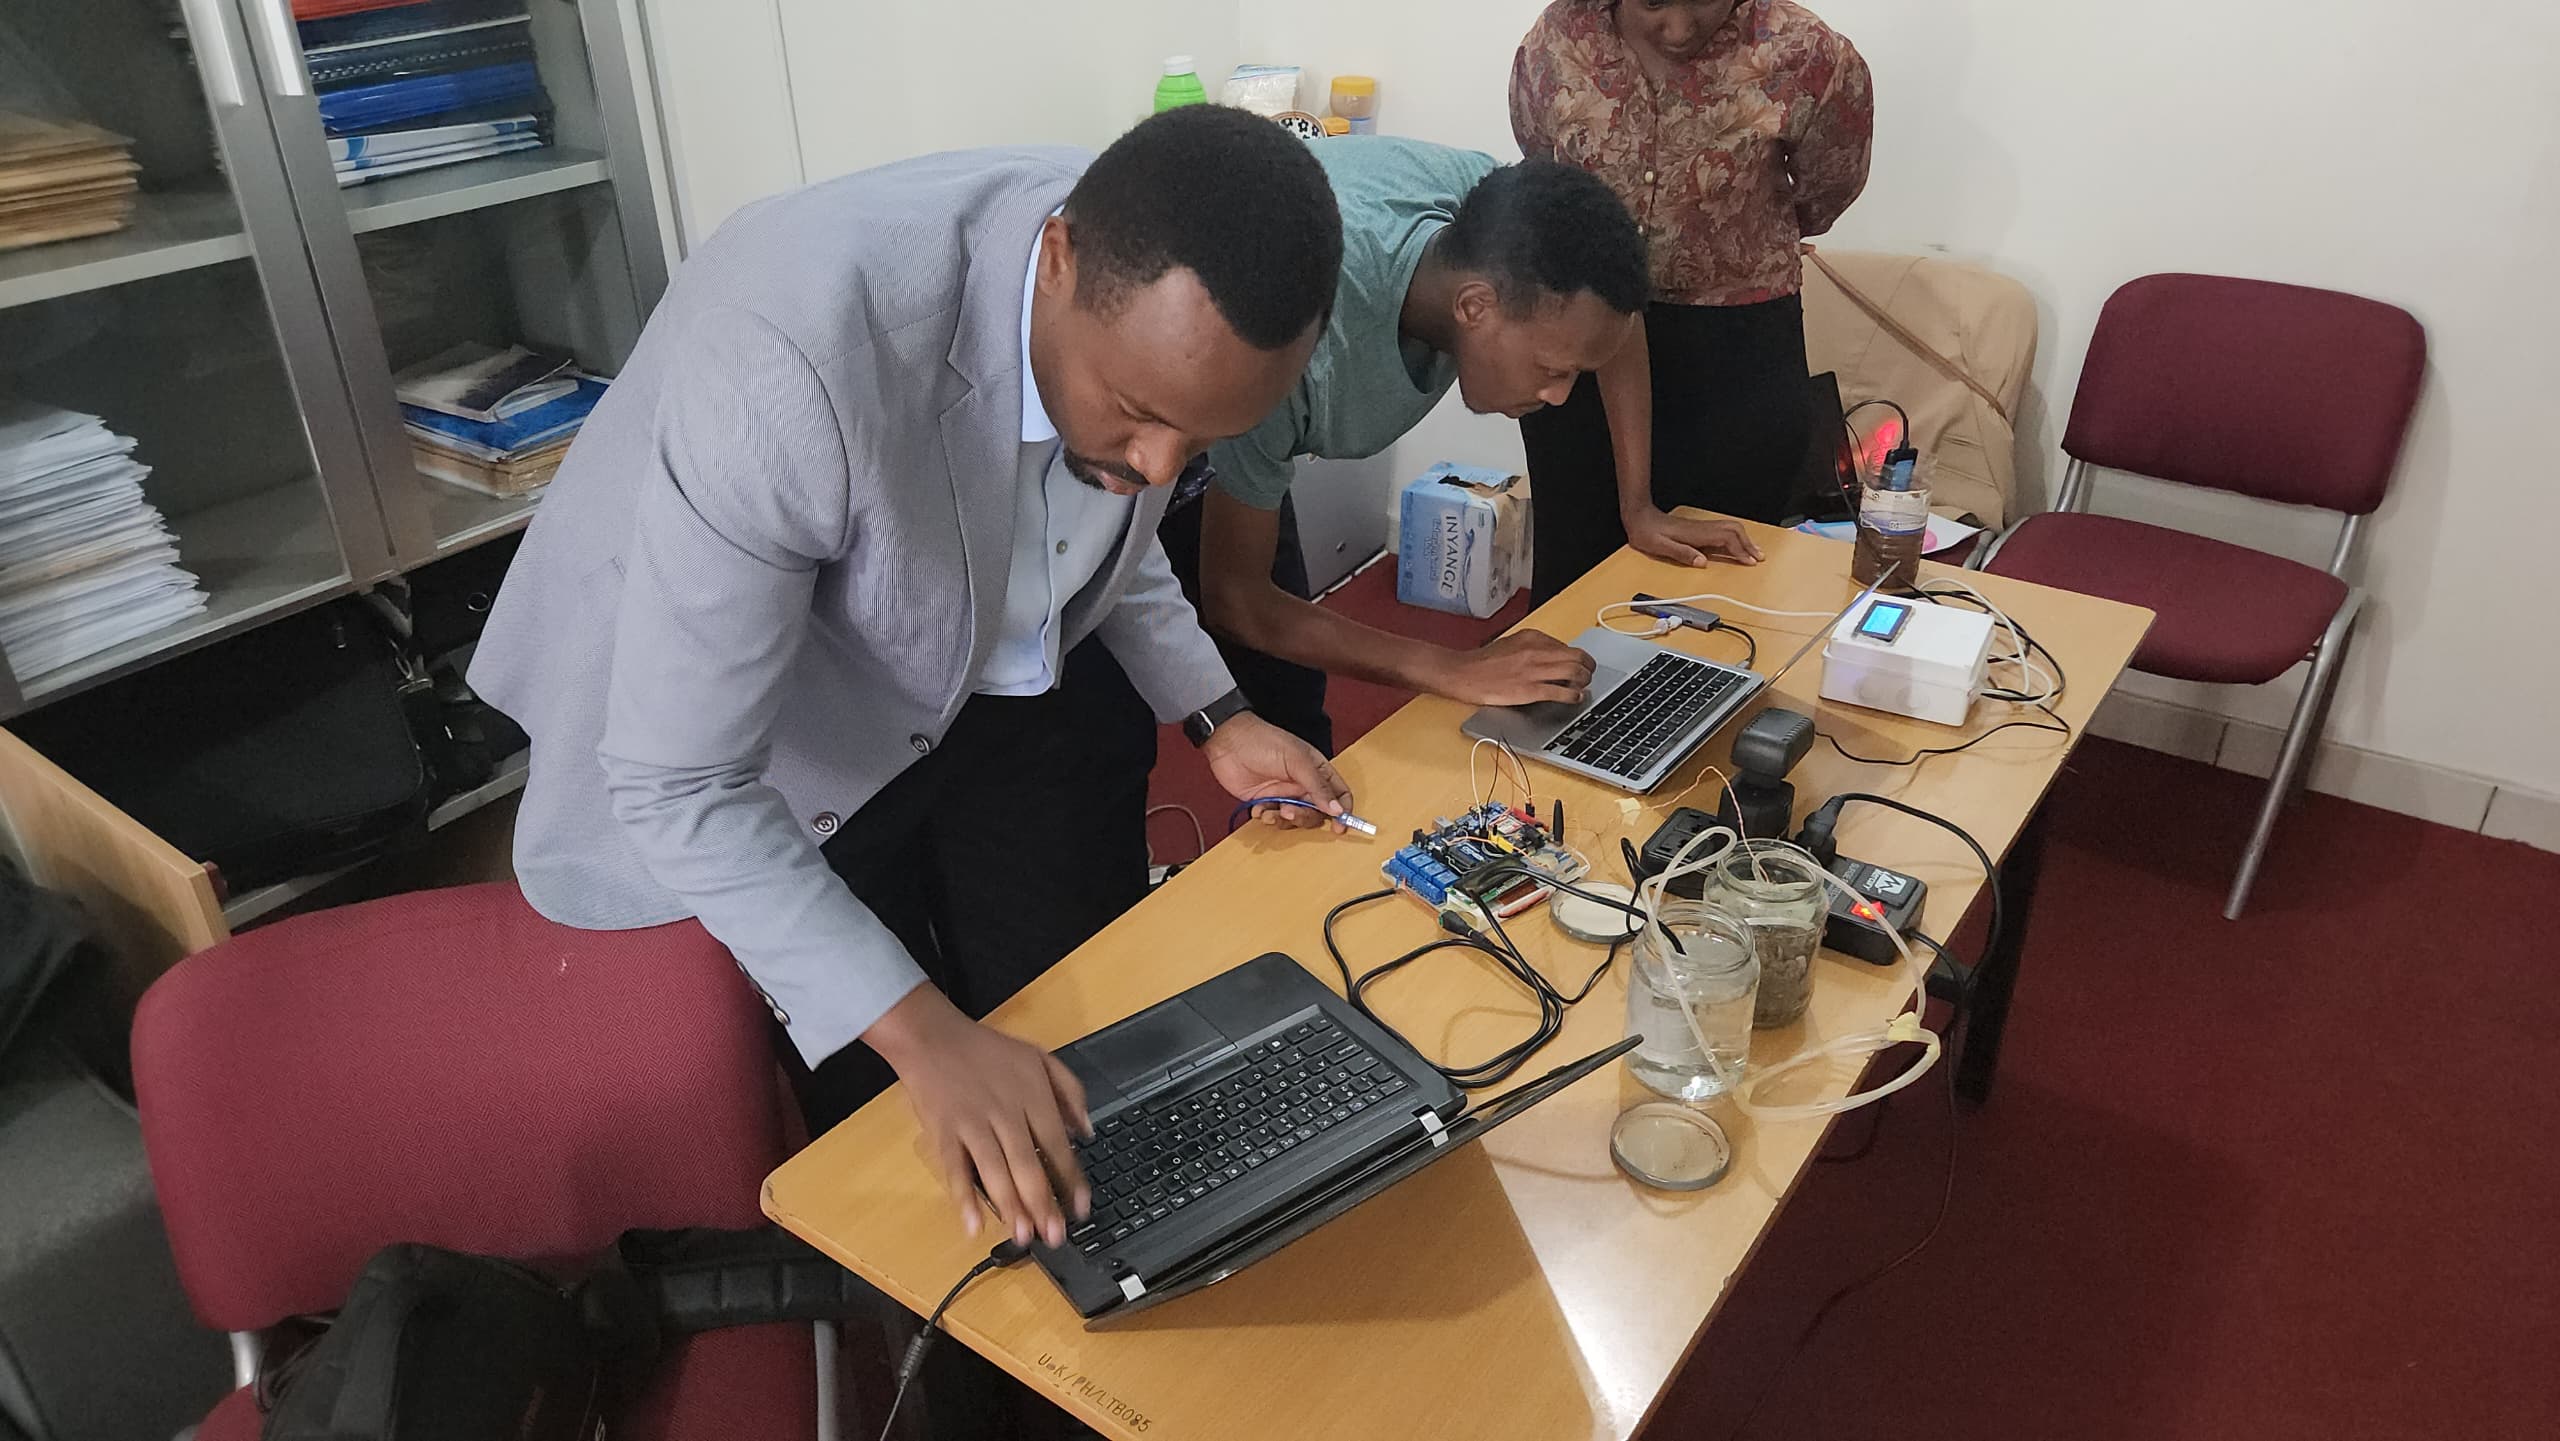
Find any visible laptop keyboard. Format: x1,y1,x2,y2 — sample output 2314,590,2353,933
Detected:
1546,653,1747,777
1066,1013,1411,1254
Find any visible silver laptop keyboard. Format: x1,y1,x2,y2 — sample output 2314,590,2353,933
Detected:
1547,653,1748,775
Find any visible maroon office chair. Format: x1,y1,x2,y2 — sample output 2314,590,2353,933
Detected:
1983,274,2426,917
132,883,830,1440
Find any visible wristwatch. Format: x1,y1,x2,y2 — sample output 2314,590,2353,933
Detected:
1183,688,1253,748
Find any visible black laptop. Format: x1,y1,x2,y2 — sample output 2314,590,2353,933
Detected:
1032,952,1635,1325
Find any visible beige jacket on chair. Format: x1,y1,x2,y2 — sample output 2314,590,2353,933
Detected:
1800,248,2039,528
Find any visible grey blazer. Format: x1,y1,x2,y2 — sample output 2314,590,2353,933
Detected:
470,148,1234,1066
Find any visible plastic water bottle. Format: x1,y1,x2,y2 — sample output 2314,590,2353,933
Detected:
1154,57,1207,113
1853,447,1929,590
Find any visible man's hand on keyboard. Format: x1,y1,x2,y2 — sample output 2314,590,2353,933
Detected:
865,986,1092,1248
1426,630,1596,707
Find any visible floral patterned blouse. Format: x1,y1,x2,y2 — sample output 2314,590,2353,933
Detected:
1511,0,1874,307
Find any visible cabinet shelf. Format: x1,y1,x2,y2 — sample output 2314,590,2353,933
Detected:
218,749,530,927
7,481,351,714
0,179,253,312
343,148,612,235
416,483,541,563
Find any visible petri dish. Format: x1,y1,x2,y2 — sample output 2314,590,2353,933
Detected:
1553,882,1643,944
1611,1102,1732,1191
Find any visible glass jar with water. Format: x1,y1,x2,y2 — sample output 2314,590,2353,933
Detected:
1625,903,1759,1102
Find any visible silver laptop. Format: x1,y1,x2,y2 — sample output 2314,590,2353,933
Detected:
1463,579,1885,793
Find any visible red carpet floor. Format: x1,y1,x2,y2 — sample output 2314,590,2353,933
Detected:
1146,562,2560,1441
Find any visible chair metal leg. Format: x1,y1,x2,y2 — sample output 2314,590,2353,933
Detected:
1965,524,2009,572
2226,593,2362,919
814,1319,841,1441
1975,514,2038,573
2286,646,2346,810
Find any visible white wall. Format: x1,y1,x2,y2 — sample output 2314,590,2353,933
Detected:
778,1,1232,183
641,1,1231,246
635,0,804,246
638,0,2560,798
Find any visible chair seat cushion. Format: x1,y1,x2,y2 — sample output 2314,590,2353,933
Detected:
194,1386,261,1441
1988,512,2348,685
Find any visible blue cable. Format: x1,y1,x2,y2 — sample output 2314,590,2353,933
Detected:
1227,797,1377,836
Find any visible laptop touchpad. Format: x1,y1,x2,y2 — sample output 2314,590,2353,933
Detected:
1075,999,1229,1091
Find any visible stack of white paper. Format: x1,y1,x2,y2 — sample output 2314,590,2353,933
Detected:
0,398,209,684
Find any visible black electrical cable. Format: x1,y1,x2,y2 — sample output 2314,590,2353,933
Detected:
1815,1092,1891,1164
1818,705,2070,768
1834,413,1867,511
1844,397,1913,438
1321,861,1656,1089
1834,399,1913,511
1905,928,1980,1010
1818,929,1977,1167
874,1240,1024,1441
1725,1028,1959,1441
1708,619,1757,669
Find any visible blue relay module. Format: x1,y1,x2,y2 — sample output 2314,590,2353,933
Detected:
1382,802,1589,919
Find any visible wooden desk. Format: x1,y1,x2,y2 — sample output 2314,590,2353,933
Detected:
765,522,2151,1441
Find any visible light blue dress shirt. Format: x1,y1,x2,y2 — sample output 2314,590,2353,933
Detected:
978,223,1134,695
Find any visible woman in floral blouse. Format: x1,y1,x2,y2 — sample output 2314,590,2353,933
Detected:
1512,0,1873,597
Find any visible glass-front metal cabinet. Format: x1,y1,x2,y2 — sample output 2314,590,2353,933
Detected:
0,0,670,715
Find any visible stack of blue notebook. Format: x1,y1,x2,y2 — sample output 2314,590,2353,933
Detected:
401,368,607,499
299,0,551,187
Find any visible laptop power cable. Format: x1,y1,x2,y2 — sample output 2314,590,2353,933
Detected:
875,1238,1028,1441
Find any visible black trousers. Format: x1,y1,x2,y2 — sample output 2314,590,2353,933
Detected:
1156,491,1336,757
791,634,1158,1131
1519,294,1812,603
789,638,1148,1441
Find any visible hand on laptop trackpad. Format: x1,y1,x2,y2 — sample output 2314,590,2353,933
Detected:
1511,697,1585,729
1516,661,1625,726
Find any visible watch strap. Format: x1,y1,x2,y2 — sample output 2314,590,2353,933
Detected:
1184,688,1251,747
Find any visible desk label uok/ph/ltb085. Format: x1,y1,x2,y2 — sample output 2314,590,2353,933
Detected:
1034,1351,1156,1433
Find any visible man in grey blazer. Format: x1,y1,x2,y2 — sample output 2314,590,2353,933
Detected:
472,108,1350,1255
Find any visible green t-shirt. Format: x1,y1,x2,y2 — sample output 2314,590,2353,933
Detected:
1208,137,1502,511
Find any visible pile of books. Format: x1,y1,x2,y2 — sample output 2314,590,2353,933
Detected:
0,399,208,683
397,342,604,498
297,0,550,188
0,112,140,254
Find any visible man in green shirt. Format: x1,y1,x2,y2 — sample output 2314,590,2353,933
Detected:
1158,137,1761,753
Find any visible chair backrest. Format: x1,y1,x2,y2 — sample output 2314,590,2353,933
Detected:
2062,273,2426,516
133,883,785,1333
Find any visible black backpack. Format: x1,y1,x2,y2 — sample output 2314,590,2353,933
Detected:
257,1228,870,1441
11,602,432,894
